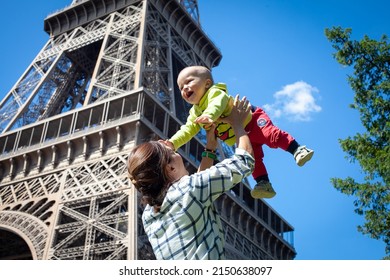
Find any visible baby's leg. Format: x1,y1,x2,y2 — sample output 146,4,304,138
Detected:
250,143,276,199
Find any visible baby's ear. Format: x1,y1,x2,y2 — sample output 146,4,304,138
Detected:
205,79,213,89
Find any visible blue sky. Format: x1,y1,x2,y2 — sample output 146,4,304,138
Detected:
0,0,388,260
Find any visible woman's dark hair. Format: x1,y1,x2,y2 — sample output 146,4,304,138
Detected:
127,141,173,212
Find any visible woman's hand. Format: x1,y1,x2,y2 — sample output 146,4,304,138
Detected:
222,95,254,157
219,95,251,127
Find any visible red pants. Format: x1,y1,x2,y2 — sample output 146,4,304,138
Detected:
245,107,295,179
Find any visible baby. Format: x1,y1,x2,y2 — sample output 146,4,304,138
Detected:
163,66,314,199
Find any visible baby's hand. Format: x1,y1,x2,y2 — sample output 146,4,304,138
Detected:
194,114,213,124
194,115,214,130
159,139,175,150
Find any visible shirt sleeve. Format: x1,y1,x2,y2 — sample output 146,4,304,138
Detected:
169,107,201,150
187,148,255,206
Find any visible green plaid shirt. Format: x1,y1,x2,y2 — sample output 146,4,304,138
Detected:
142,148,254,260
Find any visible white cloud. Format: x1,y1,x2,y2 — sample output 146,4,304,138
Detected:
263,81,322,121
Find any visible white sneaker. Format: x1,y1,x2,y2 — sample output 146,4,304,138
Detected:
294,145,314,167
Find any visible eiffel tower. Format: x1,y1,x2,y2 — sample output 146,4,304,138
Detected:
0,0,296,260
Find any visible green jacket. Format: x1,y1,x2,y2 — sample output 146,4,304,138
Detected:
169,83,252,150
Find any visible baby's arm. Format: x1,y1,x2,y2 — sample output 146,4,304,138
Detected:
168,108,201,150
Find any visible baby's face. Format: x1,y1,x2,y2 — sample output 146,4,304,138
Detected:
177,69,210,105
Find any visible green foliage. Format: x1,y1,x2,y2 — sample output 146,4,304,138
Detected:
325,27,390,259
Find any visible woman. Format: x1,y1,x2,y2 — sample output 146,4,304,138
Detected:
127,95,254,260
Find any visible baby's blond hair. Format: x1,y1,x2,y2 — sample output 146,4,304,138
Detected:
179,65,214,84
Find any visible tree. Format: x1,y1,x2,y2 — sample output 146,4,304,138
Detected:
325,27,390,259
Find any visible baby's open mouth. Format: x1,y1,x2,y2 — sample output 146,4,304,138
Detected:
186,91,194,99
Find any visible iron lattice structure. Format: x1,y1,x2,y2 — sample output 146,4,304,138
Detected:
0,0,296,260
